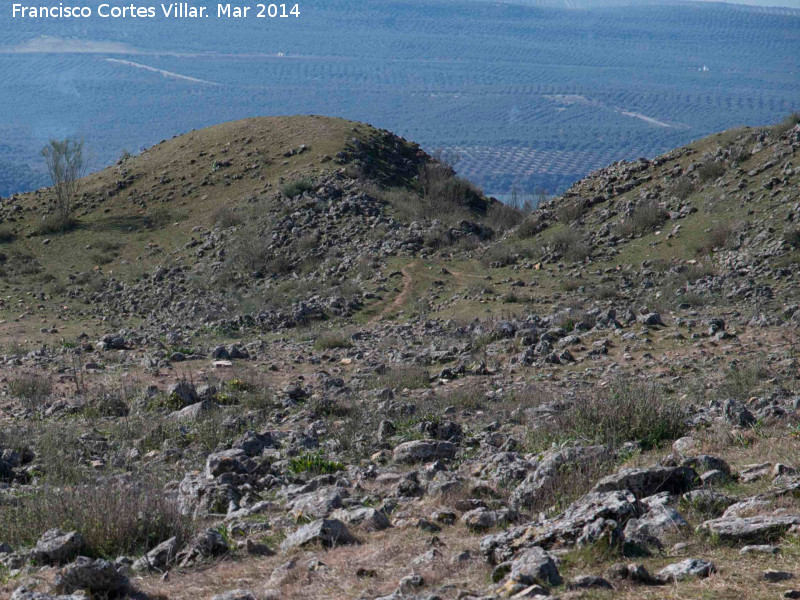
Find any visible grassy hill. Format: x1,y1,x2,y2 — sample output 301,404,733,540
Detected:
2,115,800,600
0,115,512,344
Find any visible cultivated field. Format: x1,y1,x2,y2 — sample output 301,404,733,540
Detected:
0,0,797,196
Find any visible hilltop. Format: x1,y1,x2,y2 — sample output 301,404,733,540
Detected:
0,115,508,343
1,114,800,600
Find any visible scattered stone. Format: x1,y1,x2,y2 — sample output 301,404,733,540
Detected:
740,545,779,555
656,558,716,583
567,575,614,590
211,591,258,600
697,515,800,544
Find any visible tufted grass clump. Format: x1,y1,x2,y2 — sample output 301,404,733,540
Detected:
7,372,53,409
0,475,192,559
367,365,430,391
289,452,345,475
281,177,315,198
314,332,354,351
525,377,689,452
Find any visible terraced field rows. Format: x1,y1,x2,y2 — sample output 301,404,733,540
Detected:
1,0,797,194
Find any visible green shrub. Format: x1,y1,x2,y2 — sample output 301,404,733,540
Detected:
671,178,696,201
7,372,53,409
715,361,770,401
784,227,800,249
37,213,76,235
229,232,292,276
617,200,668,237
589,284,619,300
0,225,15,244
214,206,243,228
289,452,344,475
551,227,590,262
418,157,485,222
697,161,726,183
482,243,518,267
281,178,315,198
775,112,800,135
314,332,354,351
516,217,542,239
485,202,524,233
143,206,173,229
555,200,588,224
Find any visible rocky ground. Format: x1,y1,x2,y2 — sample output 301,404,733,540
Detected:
1,115,800,600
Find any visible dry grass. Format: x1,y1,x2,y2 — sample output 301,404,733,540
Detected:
550,227,591,262
523,377,689,452
6,371,54,409
367,365,430,391
137,527,490,600
0,476,192,559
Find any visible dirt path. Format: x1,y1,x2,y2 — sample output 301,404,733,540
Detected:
370,261,418,324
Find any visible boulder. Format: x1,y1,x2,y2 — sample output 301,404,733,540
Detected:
280,519,357,552
393,439,456,463
131,537,178,573
606,563,660,585
178,473,242,517
511,445,611,510
289,487,346,519
30,530,85,566
697,515,800,544
205,449,253,479
168,381,199,407
681,489,735,518
168,400,216,423
592,466,697,498
682,455,731,476
481,490,640,563
567,575,613,590
461,508,516,532
11,588,84,600
740,545,779,555
331,507,391,531
624,506,689,538
235,430,279,456
656,558,716,582
723,399,756,428
507,546,562,587
53,556,129,595
637,313,663,326
176,528,229,566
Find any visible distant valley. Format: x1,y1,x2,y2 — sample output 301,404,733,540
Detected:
1,0,798,196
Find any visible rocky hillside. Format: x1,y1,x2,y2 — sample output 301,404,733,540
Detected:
1,115,800,600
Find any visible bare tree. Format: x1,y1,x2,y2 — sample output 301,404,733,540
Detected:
41,137,87,231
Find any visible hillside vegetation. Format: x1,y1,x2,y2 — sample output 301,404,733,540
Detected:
1,114,800,600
